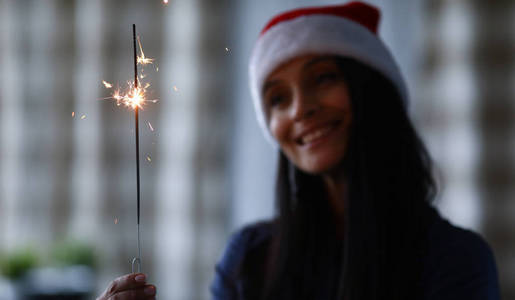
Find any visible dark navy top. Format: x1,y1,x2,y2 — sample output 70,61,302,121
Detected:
210,208,501,300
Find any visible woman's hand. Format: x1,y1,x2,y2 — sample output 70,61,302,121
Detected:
97,273,156,300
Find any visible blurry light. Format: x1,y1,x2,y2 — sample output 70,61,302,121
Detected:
102,80,113,88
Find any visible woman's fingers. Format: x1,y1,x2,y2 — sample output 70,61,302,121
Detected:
98,273,156,299
107,273,146,294
106,284,156,299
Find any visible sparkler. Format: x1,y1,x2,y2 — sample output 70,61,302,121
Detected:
101,24,157,274
132,24,142,275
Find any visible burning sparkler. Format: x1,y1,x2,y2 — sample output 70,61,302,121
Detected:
131,24,142,275
101,24,158,274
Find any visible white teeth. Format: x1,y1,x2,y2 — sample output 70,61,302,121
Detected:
301,125,334,145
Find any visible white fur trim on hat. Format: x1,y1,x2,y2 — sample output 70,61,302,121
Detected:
249,13,408,145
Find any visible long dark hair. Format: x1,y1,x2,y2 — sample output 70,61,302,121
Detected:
245,57,438,300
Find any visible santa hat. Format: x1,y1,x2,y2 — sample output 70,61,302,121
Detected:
249,1,408,144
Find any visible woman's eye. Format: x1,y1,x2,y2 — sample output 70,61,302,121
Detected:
269,95,284,106
315,72,337,84
266,91,287,107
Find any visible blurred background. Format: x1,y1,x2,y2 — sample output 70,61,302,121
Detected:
0,0,513,299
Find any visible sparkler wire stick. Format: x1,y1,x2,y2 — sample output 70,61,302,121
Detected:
131,23,142,274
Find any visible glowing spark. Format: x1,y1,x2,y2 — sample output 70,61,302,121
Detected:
114,217,119,224
102,79,158,110
146,156,151,162
163,0,169,4
124,86,145,109
81,115,86,119
102,80,113,88
156,67,159,72
71,111,75,117
102,31,157,109
148,122,154,131
137,37,154,66
173,86,178,92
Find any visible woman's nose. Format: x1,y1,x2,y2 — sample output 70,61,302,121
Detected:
292,90,319,121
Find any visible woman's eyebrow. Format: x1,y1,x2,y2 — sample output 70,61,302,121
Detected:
302,56,336,71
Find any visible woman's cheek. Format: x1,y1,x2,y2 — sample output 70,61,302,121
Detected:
268,116,286,142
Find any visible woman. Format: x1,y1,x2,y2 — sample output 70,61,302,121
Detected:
210,2,500,300
98,2,500,300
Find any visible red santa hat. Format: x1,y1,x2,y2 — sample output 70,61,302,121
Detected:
249,1,408,144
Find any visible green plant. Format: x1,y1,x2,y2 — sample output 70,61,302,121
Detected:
0,248,39,280
51,240,96,269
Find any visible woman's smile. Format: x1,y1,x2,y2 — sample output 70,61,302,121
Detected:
295,120,342,147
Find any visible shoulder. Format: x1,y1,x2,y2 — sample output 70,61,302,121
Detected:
217,220,275,277
210,220,275,299
423,210,501,300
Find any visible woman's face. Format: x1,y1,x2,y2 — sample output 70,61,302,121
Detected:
263,55,352,174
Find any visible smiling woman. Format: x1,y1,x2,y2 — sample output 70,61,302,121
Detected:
210,2,501,300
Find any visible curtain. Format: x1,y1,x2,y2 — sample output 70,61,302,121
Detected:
0,1,231,299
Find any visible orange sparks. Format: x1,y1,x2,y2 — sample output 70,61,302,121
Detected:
148,122,154,131
128,87,144,109
101,33,157,111
72,111,75,117
102,80,113,88
115,85,144,109
105,84,158,109
137,37,154,66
